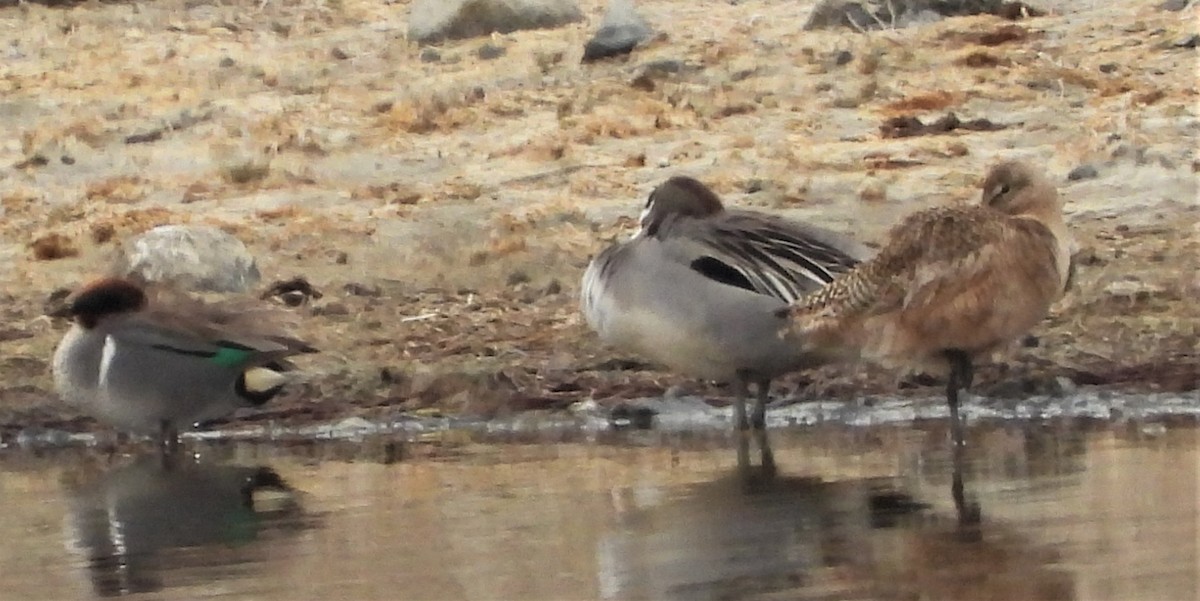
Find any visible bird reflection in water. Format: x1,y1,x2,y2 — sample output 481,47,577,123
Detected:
62,453,308,597
597,428,1076,601
734,428,776,486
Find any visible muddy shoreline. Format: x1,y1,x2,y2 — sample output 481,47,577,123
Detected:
0,0,1197,441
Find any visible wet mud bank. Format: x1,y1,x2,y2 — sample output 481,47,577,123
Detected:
0,0,1196,443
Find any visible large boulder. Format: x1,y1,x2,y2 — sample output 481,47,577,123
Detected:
582,0,652,63
114,225,261,294
408,0,584,45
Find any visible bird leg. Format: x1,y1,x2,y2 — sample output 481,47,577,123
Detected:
950,430,982,540
736,428,751,473
158,420,180,457
754,426,776,478
732,371,751,431
751,377,771,431
944,350,973,449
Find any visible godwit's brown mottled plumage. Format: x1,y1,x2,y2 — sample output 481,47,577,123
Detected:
784,161,1073,447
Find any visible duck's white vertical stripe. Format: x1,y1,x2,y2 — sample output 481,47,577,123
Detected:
99,336,118,387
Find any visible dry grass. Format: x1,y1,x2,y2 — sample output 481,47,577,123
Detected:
84,175,147,204
28,233,79,261
0,0,1195,431
882,91,962,114
220,159,272,185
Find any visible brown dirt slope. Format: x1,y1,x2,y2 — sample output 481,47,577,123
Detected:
0,0,1196,435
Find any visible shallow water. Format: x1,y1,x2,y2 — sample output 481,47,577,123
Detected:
0,420,1195,601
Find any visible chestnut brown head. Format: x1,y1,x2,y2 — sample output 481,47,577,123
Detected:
63,278,148,329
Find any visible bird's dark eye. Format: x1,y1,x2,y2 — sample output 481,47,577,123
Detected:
998,184,1010,196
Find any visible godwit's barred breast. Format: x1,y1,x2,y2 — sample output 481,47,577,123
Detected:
784,161,1073,447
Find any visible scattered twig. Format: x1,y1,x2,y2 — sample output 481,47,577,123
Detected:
880,112,1010,139
124,106,216,145
498,163,607,187
866,1,890,30
844,11,871,35
400,313,439,323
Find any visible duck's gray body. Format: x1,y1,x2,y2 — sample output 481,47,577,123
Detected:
581,177,871,428
51,278,313,443
53,317,259,434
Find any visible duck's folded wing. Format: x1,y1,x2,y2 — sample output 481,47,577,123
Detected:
107,314,313,368
663,213,867,304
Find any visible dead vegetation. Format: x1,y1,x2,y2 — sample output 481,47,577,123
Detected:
0,0,1196,435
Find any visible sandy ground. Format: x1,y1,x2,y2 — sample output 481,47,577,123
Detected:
0,0,1196,437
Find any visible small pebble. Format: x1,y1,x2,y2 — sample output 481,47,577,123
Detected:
506,270,531,287
218,56,236,68
419,48,441,63
1066,164,1099,181
330,47,351,60
1140,423,1168,437
476,43,505,60
313,301,350,316
1173,34,1200,49
343,282,381,297
1098,62,1118,73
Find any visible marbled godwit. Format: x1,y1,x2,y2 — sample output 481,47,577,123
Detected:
782,161,1073,447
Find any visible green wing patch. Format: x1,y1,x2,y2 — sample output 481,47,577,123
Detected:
149,341,255,367
210,346,255,367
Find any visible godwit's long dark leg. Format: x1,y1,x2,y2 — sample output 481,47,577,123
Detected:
944,350,973,449
950,424,982,540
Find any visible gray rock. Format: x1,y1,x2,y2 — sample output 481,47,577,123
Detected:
803,0,1018,31
1158,0,1192,11
629,59,696,91
408,0,584,45
638,59,687,76
115,225,261,293
1174,33,1200,49
582,0,652,63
